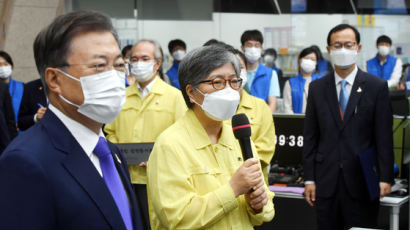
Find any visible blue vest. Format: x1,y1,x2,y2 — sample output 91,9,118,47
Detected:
8,77,24,123
289,73,321,113
317,59,330,76
166,61,180,89
366,55,397,81
250,63,272,102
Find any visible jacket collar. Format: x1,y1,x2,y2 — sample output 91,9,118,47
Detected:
127,77,165,98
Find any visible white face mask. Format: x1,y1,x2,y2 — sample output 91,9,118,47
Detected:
240,70,248,87
378,45,390,57
191,87,240,121
172,50,186,61
330,48,358,70
300,59,317,74
244,47,262,64
57,69,126,124
0,66,12,79
264,55,275,65
130,61,155,82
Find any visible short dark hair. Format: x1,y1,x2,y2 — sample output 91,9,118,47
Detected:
203,39,220,46
299,47,318,60
376,35,392,45
240,30,263,46
121,45,133,58
264,48,277,59
178,45,240,108
168,39,186,53
327,24,360,46
309,45,324,60
33,10,118,95
0,51,14,68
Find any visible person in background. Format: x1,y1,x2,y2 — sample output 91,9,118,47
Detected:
122,44,135,86
18,78,47,131
0,51,24,126
233,48,275,184
240,30,280,113
166,39,187,89
263,48,285,97
283,47,322,114
366,35,402,88
311,45,333,77
105,39,186,229
147,45,274,229
303,24,394,229
0,81,16,153
0,10,145,229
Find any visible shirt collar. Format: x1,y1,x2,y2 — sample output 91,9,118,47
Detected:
184,110,234,150
334,65,357,86
48,104,103,157
137,76,158,94
239,90,253,109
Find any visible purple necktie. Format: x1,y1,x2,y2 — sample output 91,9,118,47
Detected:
94,137,134,230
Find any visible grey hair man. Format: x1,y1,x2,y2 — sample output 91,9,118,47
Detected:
0,10,145,230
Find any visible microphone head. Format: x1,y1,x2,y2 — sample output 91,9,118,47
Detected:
232,113,251,139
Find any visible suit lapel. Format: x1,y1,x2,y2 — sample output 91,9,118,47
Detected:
325,73,343,129
41,111,126,230
341,69,365,129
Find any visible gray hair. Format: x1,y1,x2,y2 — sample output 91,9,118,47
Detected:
133,39,163,61
178,45,240,108
33,10,118,95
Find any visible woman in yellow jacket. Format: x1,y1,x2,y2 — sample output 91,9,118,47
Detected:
147,45,275,229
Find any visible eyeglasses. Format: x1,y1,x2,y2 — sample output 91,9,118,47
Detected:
62,63,127,73
199,77,243,90
329,41,357,50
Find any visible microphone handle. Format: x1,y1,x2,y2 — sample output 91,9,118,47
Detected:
239,137,253,161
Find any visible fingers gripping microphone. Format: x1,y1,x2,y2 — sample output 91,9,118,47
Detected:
232,113,253,160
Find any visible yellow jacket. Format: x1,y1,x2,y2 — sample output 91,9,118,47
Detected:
234,91,275,183
147,109,275,230
105,77,186,184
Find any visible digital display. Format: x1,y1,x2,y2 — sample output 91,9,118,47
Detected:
271,114,305,167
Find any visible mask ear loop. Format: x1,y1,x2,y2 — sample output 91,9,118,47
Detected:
56,68,82,108
189,87,206,107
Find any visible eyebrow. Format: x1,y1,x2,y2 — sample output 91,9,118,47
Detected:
92,54,123,61
208,73,238,79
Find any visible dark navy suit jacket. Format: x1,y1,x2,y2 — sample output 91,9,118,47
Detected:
0,110,144,230
303,68,394,200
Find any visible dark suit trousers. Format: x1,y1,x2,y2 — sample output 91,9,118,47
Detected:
316,169,379,230
133,184,151,230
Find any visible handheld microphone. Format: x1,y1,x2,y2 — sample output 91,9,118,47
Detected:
232,113,253,161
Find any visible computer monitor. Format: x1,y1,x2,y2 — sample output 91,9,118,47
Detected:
271,114,305,167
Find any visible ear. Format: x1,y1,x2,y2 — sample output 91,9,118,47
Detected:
357,44,362,54
326,46,331,55
154,59,162,72
241,45,245,52
186,84,195,103
45,67,62,95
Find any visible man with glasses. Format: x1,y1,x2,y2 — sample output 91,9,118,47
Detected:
105,39,186,229
240,30,280,113
303,24,394,229
0,11,145,229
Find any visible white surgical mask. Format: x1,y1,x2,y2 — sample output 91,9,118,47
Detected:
0,66,12,79
330,48,358,70
264,55,275,65
191,87,240,121
172,50,186,61
240,70,248,87
57,69,126,124
300,59,317,74
130,61,155,82
378,46,390,57
244,47,262,64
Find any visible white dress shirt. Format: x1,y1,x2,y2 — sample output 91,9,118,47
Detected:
49,104,103,177
138,76,157,99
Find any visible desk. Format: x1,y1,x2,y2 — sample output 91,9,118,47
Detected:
273,191,409,230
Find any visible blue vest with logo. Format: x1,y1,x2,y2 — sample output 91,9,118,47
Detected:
289,73,321,114
366,55,396,81
166,61,180,89
250,63,272,102
7,77,24,123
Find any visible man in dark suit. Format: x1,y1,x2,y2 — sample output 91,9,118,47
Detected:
0,11,144,230
18,78,47,131
303,24,394,229
0,81,16,153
